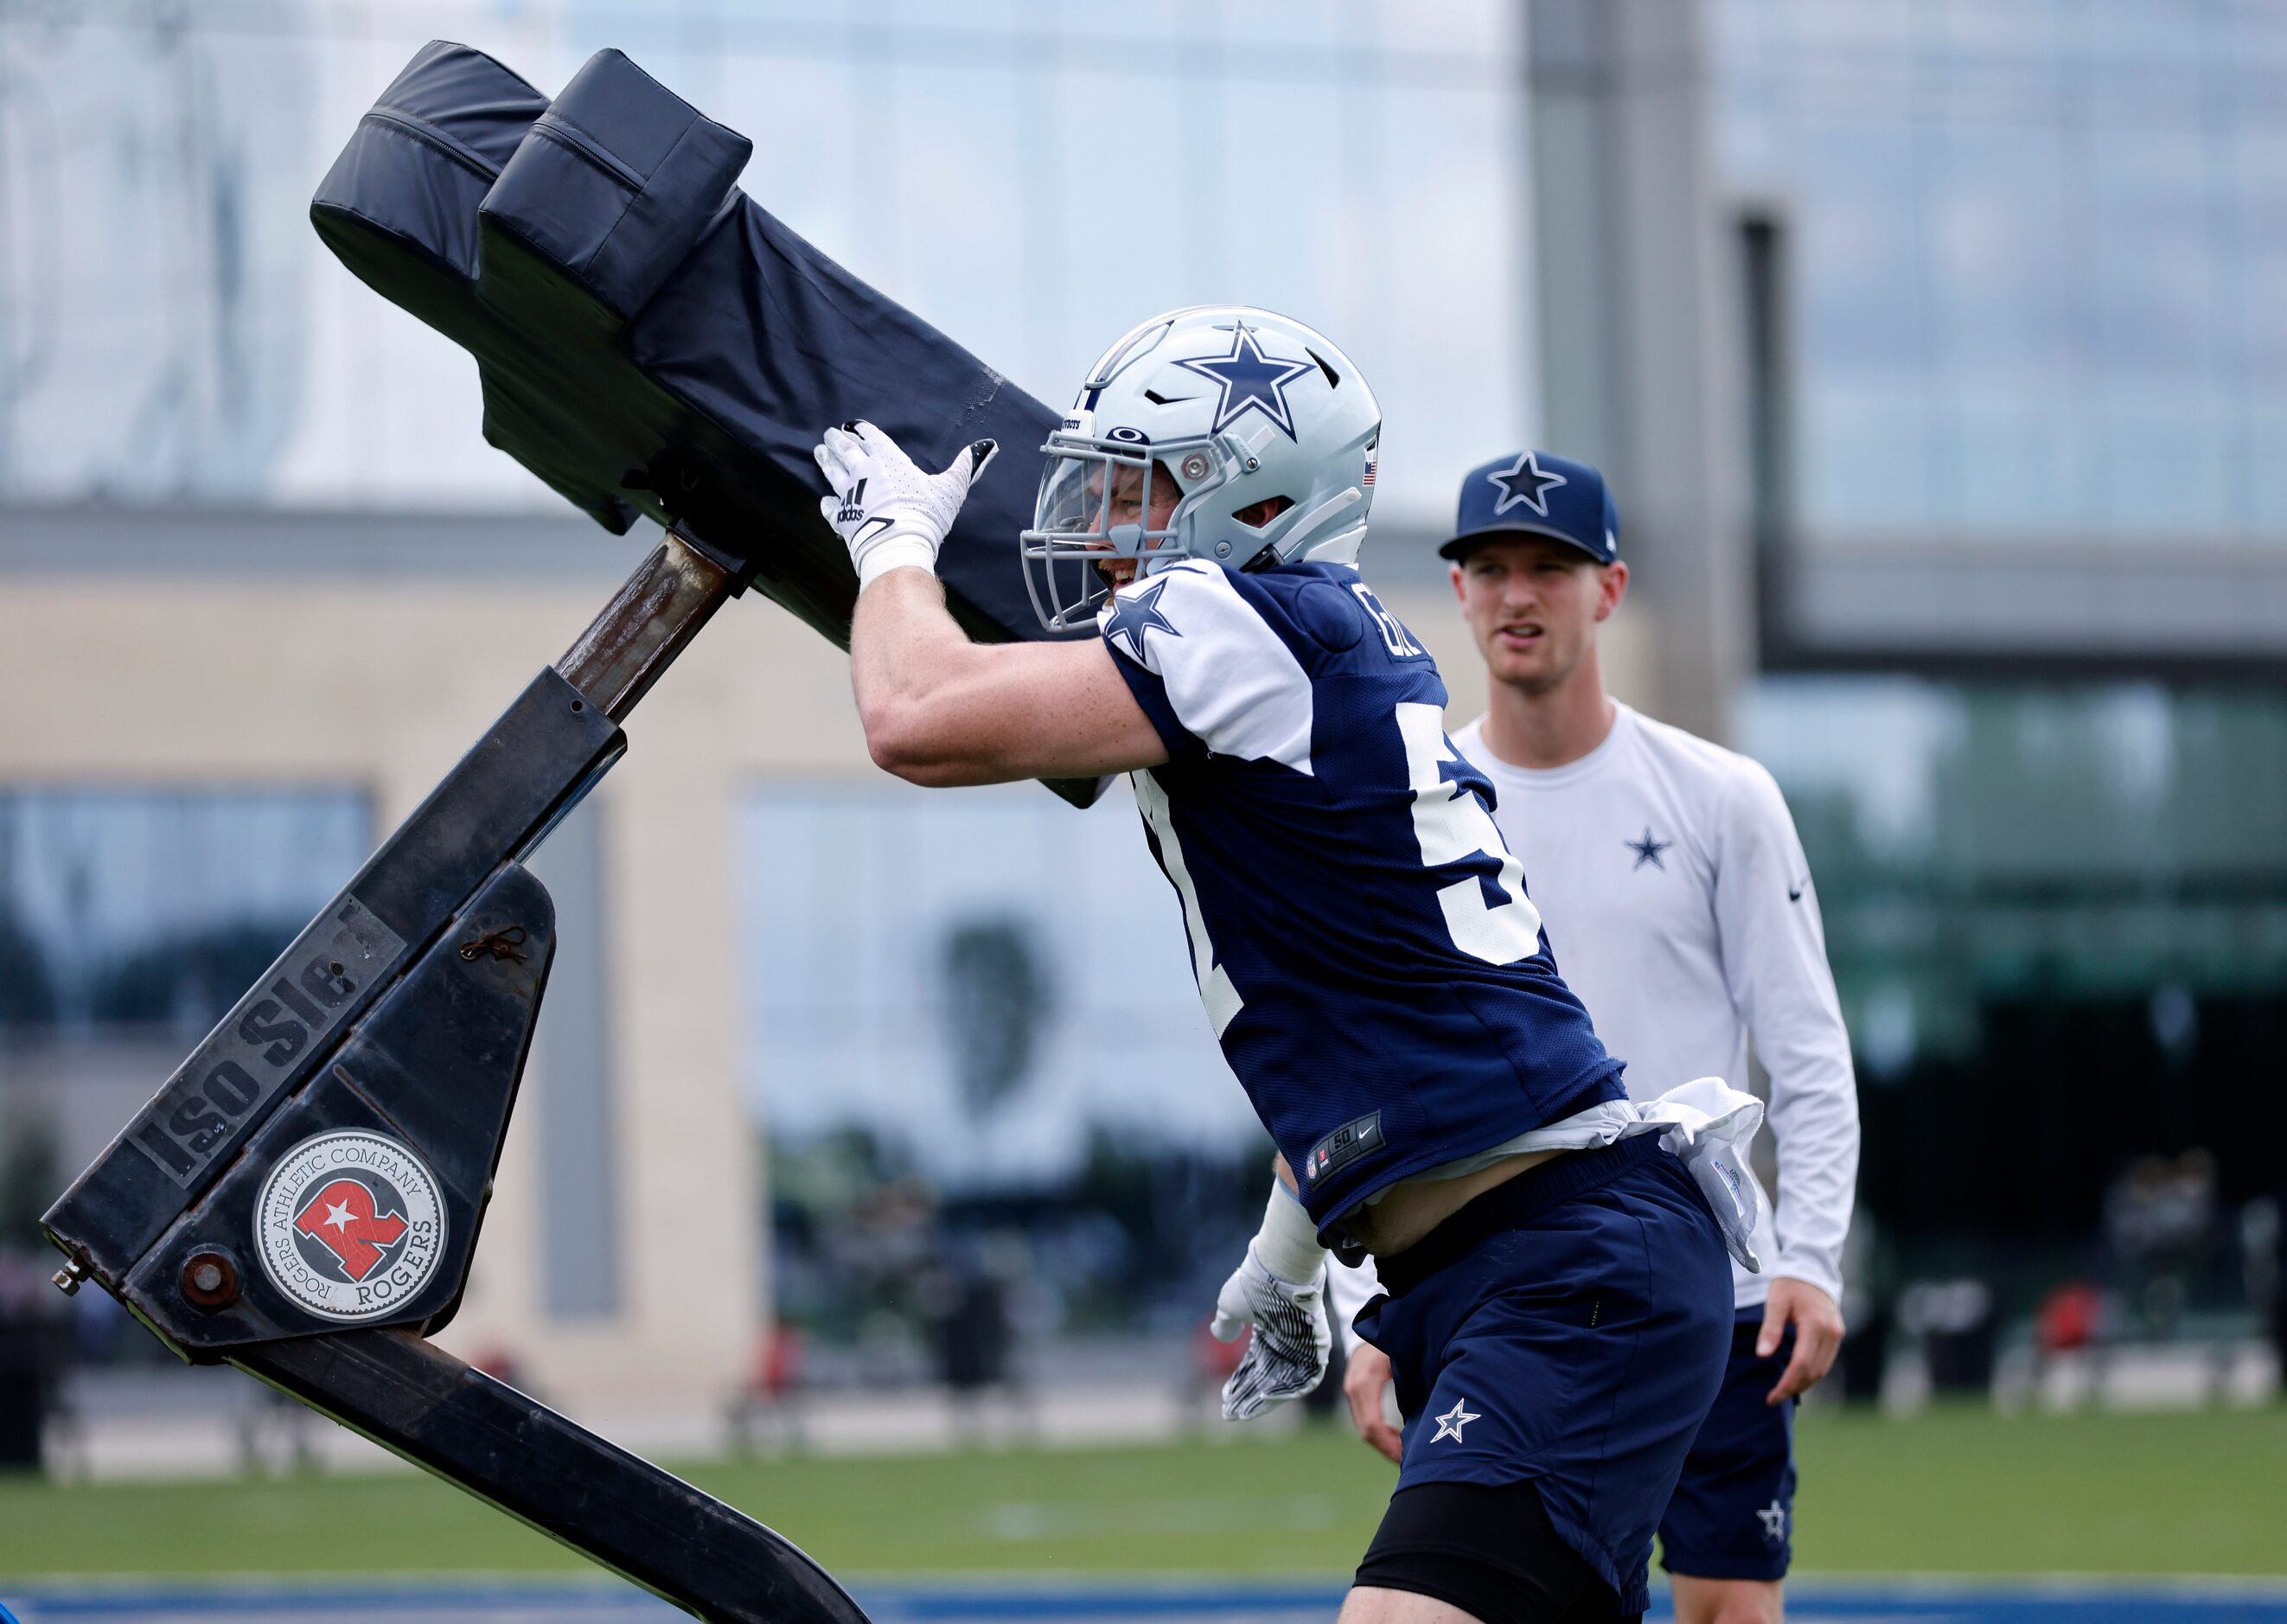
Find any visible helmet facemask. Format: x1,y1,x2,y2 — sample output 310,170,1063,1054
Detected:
1021,434,1235,633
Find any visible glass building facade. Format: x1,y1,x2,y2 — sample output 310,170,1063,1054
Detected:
0,789,368,1042
0,0,1533,534
1717,1,2287,1302
1741,681,2287,1250
1718,0,2287,547
739,779,1245,1192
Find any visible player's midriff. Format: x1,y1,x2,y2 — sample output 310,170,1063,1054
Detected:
1328,1145,1571,1257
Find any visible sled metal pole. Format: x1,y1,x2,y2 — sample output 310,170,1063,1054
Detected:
236,1331,866,1624
556,532,740,720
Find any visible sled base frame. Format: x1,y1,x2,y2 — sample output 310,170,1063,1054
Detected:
236,1329,865,1624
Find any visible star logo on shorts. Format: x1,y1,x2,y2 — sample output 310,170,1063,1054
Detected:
1430,1399,1479,1443
1756,1499,1788,1544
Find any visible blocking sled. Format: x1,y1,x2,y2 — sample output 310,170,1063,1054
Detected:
311,39,1069,681
41,40,1079,1624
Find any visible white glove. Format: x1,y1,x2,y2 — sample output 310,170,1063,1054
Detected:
813,419,998,590
1210,1241,1331,1421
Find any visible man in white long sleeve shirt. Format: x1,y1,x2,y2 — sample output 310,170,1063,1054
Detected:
1321,451,1860,1624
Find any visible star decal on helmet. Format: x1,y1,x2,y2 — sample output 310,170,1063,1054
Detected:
1173,325,1318,441
1102,576,1182,662
1487,451,1568,517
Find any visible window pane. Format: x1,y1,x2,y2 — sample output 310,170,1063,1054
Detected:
0,789,368,1039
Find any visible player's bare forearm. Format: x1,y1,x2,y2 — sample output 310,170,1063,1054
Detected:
849,566,1168,785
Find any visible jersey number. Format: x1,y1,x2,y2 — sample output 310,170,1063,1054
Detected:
1394,703,1546,964
1138,707,1545,1041
1351,583,1424,657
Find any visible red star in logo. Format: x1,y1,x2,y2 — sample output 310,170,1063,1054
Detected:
292,1178,409,1282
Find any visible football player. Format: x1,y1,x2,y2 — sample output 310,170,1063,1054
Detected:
1319,451,1862,1624
817,306,1760,1624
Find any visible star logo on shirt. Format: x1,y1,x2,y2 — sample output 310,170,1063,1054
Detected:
1756,1499,1788,1544
1430,1398,1480,1443
1173,324,1318,440
1486,451,1568,517
1102,576,1181,663
1626,828,1671,871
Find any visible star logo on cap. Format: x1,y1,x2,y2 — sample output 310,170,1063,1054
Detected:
1174,325,1317,441
1487,451,1568,517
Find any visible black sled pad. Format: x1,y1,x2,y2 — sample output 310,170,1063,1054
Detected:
312,41,1063,662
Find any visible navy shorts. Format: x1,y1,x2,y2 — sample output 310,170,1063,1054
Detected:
1353,1135,1734,1615
1658,1308,1798,1582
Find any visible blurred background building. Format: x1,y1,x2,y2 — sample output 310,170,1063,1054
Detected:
1,0,2281,1445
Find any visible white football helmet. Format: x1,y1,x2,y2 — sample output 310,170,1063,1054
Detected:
1021,305,1383,632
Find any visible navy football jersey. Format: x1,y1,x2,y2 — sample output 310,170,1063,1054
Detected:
1100,558,1624,1227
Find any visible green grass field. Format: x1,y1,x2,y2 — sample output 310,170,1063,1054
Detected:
3,1403,2283,1581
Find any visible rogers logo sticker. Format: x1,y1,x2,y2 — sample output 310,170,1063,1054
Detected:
254,1131,447,1321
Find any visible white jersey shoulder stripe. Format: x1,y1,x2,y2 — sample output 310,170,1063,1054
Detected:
1108,561,1315,775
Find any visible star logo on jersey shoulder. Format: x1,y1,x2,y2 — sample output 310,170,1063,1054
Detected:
1430,1398,1480,1443
1173,324,1317,440
1756,1499,1788,1544
1487,451,1568,517
1626,828,1671,871
1102,576,1181,662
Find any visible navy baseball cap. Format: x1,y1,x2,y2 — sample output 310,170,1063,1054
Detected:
1440,450,1619,564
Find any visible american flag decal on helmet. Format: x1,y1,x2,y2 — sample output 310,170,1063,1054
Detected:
1361,454,1377,487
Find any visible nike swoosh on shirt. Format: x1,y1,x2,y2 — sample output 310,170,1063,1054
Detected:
1787,877,1810,902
